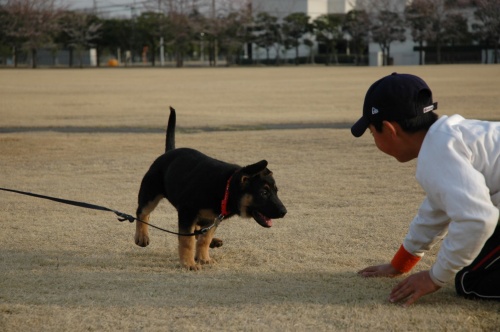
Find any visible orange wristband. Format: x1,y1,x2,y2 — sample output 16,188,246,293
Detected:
391,244,421,273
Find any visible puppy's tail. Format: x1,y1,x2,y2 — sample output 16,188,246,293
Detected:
166,106,176,153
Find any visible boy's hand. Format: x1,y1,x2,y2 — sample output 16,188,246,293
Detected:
358,263,402,277
389,270,441,307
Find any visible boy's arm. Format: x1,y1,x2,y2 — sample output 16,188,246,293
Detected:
358,263,401,277
357,244,422,277
414,135,499,285
390,244,422,273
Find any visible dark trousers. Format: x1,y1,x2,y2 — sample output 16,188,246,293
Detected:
455,222,500,300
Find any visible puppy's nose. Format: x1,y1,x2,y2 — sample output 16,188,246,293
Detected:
279,207,287,218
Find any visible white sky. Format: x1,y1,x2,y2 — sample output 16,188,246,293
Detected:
64,0,251,18
64,0,148,17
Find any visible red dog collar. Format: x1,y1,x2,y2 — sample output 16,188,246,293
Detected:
220,175,232,217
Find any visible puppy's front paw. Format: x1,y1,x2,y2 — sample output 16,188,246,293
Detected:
182,261,201,271
134,232,150,247
196,257,216,265
210,238,223,248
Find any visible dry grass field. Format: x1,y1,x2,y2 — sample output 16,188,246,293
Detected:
1,65,499,331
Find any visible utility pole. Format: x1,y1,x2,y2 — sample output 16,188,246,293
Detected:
159,0,164,66
212,0,217,66
130,1,137,65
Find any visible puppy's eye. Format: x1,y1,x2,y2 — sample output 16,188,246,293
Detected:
261,189,269,197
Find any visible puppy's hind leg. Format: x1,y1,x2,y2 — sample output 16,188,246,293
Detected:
210,238,223,248
135,194,163,247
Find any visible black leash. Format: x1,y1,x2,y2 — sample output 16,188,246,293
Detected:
0,187,217,236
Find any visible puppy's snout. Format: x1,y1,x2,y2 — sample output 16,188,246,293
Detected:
279,206,287,218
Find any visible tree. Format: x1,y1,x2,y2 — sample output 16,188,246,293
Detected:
355,0,406,66
58,11,101,68
302,37,315,64
473,0,500,63
405,0,470,64
343,9,369,66
0,6,18,65
313,13,344,65
282,12,310,65
96,18,133,64
135,11,165,66
158,0,193,67
371,9,406,66
169,12,193,67
253,12,279,64
421,0,450,64
188,8,209,62
442,13,471,46
405,0,433,65
3,0,65,68
218,9,253,65
270,21,285,65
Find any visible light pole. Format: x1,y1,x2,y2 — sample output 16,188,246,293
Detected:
200,32,205,63
160,37,165,66
159,0,164,66
344,33,351,56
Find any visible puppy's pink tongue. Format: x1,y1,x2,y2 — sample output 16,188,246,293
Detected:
253,211,273,228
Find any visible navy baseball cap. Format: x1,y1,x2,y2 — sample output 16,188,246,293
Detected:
351,73,438,137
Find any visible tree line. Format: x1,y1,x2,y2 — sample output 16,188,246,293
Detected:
0,0,499,68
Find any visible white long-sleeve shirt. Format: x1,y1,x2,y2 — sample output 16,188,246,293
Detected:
402,114,500,287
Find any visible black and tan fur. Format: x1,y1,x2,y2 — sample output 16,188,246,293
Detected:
135,107,287,270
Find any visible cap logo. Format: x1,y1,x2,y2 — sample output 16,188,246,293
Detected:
371,107,379,115
423,104,434,113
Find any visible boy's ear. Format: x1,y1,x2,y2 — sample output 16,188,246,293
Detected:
382,121,398,137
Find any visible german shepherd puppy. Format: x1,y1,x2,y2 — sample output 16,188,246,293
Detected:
135,107,287,270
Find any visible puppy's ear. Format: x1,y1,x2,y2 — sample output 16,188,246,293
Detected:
241,160,268,176
239,160,269,187
240,169,272,185
241,175,250,186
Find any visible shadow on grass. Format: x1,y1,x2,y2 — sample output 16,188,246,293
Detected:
1,247,492,314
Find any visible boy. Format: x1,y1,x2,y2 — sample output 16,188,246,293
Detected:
352,73,500,307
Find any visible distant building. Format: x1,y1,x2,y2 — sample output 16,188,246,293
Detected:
249,0,355,64
251,0,354,20
250,0,493,66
